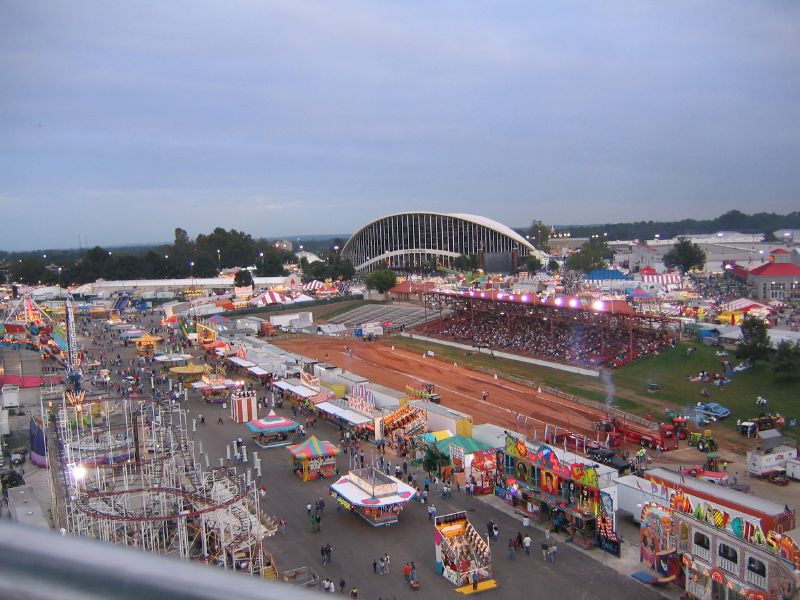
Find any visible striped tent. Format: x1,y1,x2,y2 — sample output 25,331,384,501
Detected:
287,435,340,458
640,273,682,285
249,290,289,307
303,280,325,291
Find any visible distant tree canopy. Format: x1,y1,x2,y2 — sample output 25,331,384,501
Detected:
527,220,551,252
452,254,479,272
524,255,543,273
565,237,612,273
365,268,397,294
663,239,707,273
552,210,800,242
233,269,254,288
774,340,800,376
737,317,772,362
300,255,355,283
6,227,308,285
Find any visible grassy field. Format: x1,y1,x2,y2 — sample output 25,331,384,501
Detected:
385,335,800,441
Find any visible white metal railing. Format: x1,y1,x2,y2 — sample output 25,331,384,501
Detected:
745,570,767,589
717,556,738,575
687,579,706,598
693,544,711,562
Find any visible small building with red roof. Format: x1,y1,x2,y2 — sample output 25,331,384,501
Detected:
746,249,800,301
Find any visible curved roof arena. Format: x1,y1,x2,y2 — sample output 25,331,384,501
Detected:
341,212,539,273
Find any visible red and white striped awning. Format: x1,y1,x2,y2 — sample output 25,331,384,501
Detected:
720,298,768,312
641,273,682,285
249,291,288,306
303,280,324,291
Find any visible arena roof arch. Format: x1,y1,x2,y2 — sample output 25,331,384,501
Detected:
341,212,541,273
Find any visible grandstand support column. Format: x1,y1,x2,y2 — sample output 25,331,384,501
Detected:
628,327,633,363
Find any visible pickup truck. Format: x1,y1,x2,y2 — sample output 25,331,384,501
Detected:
695,402,731,422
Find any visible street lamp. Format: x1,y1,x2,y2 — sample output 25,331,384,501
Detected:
190,261,194,283
57,267,62,289
216,249,221,273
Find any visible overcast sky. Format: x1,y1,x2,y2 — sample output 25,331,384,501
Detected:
2,1,799,250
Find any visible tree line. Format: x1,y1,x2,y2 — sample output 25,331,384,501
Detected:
4,227,354,286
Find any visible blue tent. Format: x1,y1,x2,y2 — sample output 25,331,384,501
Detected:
584,269,632,282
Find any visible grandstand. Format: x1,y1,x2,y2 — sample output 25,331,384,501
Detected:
416,291,676,369
325,304,439,331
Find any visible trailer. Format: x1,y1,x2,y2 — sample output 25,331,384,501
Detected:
1,385,20,415
746,430,798,477
785,458,800,481
596,417,678,451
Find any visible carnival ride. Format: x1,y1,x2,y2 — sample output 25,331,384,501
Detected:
46,391,277,577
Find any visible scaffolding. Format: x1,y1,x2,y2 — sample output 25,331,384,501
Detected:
45,392,276,578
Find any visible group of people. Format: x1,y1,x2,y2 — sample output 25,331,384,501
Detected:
423,312,669,369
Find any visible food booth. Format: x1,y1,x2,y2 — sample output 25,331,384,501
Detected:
329,467,416,527
246,413,300,448
288,436,340,481
434,511,493,589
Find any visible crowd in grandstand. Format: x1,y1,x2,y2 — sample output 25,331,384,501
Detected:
419,313,670,368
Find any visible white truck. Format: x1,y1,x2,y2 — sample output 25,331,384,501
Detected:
1,384,20,414
786,458,800,481
746,429,798,477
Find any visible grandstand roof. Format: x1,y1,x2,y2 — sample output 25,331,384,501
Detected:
344,212,535,253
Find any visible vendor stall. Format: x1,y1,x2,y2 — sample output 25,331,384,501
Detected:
230,389,258,423
246,412,300,448
329,467,416,527
288,436,340,481
434,511,493,589
134,334,162,356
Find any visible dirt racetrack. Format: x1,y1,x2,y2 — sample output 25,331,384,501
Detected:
274,336,613,443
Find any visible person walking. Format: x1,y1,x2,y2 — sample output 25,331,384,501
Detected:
507,538,516,561
549,540,558,562
472,570,479,591
325,543,332,564
321,544,328,565
378,557,385,574
217,415,224,424
339,578,345,593
307,502,313,516
383,553,390,574
349,587,358,598
403,562,412,585
541,542,549,560
523,534,532,555
372,558,377,574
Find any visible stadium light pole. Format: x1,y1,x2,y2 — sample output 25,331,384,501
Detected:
216,249,221,274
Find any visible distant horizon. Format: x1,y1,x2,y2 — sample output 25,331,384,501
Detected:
3,3,798,251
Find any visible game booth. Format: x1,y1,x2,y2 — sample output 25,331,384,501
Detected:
496,435,609,550
434,511,494,590
246,412,300,449
288,436,340,481
329,467,416,527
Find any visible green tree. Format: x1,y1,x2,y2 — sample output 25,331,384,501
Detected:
525,255,543,272
527,220,551,251
10,256,46,284
547,258,560,273
452,254,478,271
365,268,397,294
233,269,254,288
663,239,707,273
565,237,612,273
737,317,772,362
774,340,800,376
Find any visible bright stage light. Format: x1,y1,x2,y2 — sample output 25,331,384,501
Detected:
568,298,578,308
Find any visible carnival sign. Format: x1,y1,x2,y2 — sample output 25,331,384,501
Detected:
450,443,465,471
300,371,320,392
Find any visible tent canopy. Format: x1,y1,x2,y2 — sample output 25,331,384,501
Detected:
287,435,340,458
434,435,492,457
246,415,300,433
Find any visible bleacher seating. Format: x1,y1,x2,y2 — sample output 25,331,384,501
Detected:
325,304,443,330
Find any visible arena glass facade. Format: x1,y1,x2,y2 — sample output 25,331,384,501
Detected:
341,212,540,273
